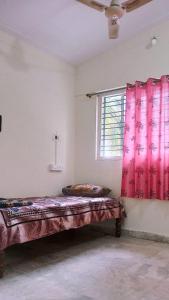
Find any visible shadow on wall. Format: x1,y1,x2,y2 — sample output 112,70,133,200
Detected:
0,38,30,71
0,37,71,74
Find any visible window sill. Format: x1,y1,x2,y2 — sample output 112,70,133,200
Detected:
96,156,122,161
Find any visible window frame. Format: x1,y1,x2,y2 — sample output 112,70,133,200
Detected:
96,87,126,161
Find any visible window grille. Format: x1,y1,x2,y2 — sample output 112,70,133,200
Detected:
97,88,126,159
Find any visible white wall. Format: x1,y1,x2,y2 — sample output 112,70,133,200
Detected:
0,29,75,197
75,19,169,237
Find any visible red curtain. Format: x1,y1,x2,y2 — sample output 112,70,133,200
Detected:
121,76,169,200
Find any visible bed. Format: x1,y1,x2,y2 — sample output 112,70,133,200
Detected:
0,195,125,277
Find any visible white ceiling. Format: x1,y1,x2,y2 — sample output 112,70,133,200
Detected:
0,0,169,65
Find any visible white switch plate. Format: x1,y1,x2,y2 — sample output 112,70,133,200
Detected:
49,164,63,172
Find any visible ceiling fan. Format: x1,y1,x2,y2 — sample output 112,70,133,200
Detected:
76,0,152,39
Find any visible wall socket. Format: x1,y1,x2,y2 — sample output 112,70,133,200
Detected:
49,164,63,172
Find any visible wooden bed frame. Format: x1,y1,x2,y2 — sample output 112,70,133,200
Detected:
0,218,121,278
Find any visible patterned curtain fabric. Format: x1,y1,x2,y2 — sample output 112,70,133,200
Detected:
121,76,169,200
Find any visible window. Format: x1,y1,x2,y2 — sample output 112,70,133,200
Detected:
96,87,126,159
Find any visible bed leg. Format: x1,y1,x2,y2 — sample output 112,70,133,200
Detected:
115,218,121,238
0,250,5,278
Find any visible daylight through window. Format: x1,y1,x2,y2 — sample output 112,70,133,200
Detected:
97,88,126,159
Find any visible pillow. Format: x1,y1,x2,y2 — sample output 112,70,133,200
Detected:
0,198,33,209
62,184,111,198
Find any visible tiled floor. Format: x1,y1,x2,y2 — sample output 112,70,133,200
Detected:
1,228,169,300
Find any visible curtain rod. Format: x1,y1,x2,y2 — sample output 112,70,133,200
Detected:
86,86,126,98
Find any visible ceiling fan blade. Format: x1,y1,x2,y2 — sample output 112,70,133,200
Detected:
76,0,107,12
108,17,120,39
122,0,152,12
